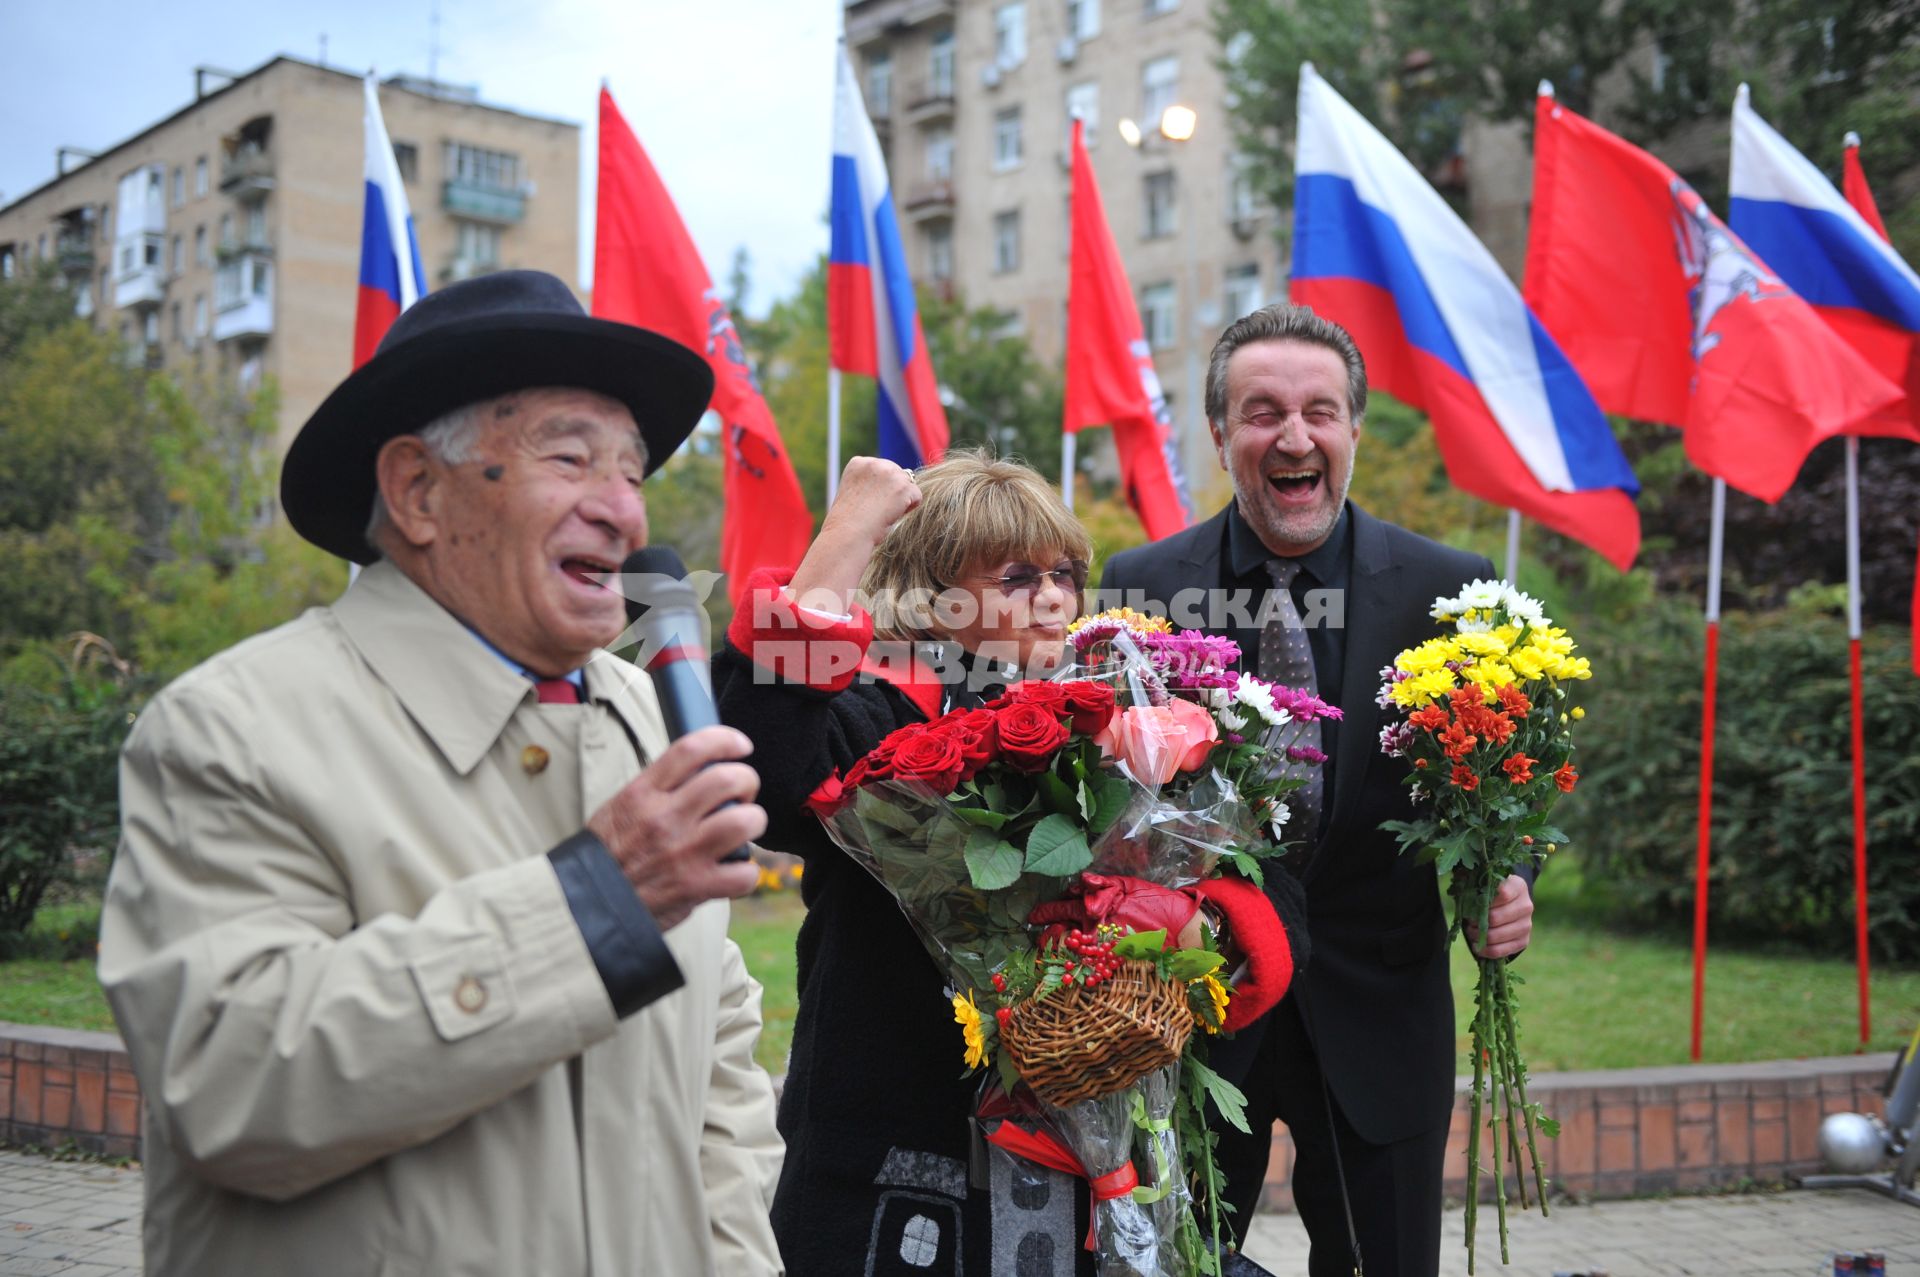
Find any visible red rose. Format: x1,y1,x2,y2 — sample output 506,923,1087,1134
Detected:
991,682,1067,714
995,703,1071,773
941,709,1001,780
889,731,970,794
843,730,909,790
1056,681,1117,735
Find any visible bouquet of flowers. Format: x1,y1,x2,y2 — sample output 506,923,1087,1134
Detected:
811,608,1338,1276
1375,580,1590,1272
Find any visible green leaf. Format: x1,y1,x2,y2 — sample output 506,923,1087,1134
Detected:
963,828,1024,890
1088,775,1134,837
1035,770,1078,816
1076,779,1096,822
1024,813,1093,877
1186,1055,1251,1134
951,805,1009,831
1113,928,1168,959
1168,949,1227,980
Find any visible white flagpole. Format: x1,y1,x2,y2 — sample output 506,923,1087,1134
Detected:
827,367,843,504
1504,509,1522,582
1061,430,1077,510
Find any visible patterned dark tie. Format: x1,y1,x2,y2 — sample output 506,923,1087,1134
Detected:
1260,559,1324,835
531,676,581,705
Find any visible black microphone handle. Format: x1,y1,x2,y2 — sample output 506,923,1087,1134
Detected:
639,623,750,866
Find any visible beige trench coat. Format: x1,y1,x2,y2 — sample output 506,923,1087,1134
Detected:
99,561,784,1277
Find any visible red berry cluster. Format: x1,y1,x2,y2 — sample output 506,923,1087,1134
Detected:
1060,929,1123,990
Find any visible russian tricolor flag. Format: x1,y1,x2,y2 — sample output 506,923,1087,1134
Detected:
1730,86,1920,442
1290,64,1641,569
353,75,426,369
828,45,948,468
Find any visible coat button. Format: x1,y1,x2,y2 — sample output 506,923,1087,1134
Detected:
454,977,488,1013
521,745,550,775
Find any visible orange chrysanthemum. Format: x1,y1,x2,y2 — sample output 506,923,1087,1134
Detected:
1449,764,1480,791
1409,704,1450,733
1502,753,1535,784
1495,685,1532,716
1554,764,1579,793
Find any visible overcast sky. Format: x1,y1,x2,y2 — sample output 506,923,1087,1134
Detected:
0,0,840,315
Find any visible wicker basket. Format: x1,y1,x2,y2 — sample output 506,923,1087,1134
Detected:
1000,959,1195,1107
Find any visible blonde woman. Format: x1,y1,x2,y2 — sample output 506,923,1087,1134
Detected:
715,450,1097,1275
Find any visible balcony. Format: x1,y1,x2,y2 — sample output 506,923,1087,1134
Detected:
442,179,525,225
902,180,955,223
442,256,498,284
55,232,95,276
113,232,166,309
214,252,273,342
904,77,955,126
844,0,955,48
220,145,276,197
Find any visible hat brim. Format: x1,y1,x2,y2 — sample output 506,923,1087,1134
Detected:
282,311,715,564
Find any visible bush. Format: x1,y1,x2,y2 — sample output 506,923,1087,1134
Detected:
0,658,139,953
1565,601,1920,962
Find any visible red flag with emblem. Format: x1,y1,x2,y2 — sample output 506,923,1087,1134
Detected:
1063,119,1191,539
593,87,812,600
1523,93,1903,501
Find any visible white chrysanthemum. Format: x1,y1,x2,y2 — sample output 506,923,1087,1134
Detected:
1217,706,1248,733
1460,579,1505,609
1454,615,1495,635
1232,673,1287,726
1269,799,1292,840
1500,587,1548,629
1429,595,1463,620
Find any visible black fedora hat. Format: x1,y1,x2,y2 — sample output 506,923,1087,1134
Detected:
282,269,714,564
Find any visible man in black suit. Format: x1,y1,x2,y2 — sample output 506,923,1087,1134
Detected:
1099,304,1536,1275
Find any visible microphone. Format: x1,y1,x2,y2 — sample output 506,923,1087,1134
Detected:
620,546,750,864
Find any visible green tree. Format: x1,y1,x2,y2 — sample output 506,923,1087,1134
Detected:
920,291,1066,478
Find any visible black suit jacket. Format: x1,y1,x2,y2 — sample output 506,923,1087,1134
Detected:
1100,502,1495,1145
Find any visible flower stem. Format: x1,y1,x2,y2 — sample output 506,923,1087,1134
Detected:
1499,957,1551,1215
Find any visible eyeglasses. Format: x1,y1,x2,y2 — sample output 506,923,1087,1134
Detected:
976,560,1089,596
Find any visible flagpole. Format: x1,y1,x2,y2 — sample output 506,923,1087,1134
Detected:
1845,435,1871,1046
1504,509,1521,582
1691,476,1725,1062
827,367,843,505
1061,430,1077,510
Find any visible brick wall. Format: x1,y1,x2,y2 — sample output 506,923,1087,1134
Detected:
0,1023,140,1159
1261,1053,1896,1209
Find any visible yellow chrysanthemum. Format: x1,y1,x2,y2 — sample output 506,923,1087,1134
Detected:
1197,973,1231,1034
1455,631,1511,659
1068,606,1173,636
952,991,989,1070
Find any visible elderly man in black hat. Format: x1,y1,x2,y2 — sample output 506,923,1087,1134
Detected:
99,272,785,1277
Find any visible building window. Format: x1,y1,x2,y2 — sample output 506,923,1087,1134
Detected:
867,51,893,115
194,157,208,197
1140,281,1176,349
194,294,208,337
171,166,184,208
994,3,1027,69
392,142,419,183
445,143,521,191
245,202,267,248
993,210,1021,274
143,311,160,346
1229,155,1260,223
927,223,954,282
1066,82,1099,143
1068,0,1101,40
195,225,208,267
170,300,183,342
218,214,232,251
38,233,47,259
926,126,954,182
1224,263,1262,322
1144,0,1178,14
457,220,502,268
994,107,1024,171
1,246,14,279
1143,171,1177,238
171,234,184,275
1142,56,1179,129
929,30,955,99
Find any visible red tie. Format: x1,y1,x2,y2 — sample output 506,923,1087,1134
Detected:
532,677,580,705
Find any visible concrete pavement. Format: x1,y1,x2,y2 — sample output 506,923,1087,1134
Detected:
3,1143,1917,1275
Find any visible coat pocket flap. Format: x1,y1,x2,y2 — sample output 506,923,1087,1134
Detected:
411,937,516,1042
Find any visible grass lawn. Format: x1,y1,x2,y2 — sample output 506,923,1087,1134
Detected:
8,876,1916,1082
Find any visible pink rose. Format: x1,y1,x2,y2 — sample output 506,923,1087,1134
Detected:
1094,700,1220,787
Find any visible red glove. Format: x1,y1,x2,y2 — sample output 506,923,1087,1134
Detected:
1190,876,1295,1033
1027,873,1200,946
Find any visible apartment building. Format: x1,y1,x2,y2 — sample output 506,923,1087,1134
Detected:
0,55,579,451
846,0,1286,489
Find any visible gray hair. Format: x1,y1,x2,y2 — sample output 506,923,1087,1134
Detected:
1203,303,1368,429
361,401,489,559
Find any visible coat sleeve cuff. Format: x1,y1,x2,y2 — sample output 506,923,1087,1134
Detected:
1193,874,1296,1034
724,565,874,693
547,830,684,1018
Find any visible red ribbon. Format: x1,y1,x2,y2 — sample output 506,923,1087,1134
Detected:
982,1121,1140,1250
